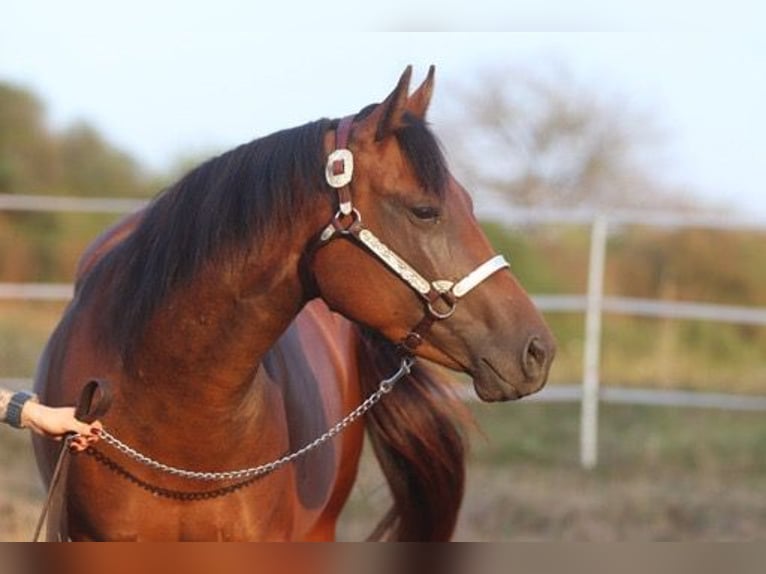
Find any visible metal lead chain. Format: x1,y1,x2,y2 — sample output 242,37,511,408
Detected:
97,356,415,483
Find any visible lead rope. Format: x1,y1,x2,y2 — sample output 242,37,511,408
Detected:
34,379,112,542
33,434,74,542
91,356,414,483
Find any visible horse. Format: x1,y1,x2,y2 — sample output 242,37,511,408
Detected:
32,66,555,541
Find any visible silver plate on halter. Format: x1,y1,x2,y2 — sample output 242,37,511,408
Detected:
325,149,354,188
357,229,432,295
431,280,455,294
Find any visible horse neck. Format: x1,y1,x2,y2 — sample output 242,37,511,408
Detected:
130,219,322,409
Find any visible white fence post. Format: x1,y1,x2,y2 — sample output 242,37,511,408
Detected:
580,215,608,469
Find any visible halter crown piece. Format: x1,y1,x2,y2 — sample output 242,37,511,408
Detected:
324,116,355,215
320,116,511,354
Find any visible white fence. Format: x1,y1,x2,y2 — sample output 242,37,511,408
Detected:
2,195,766,468
478,204,766,468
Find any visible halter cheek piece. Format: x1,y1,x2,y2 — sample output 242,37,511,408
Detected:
317,115,510,355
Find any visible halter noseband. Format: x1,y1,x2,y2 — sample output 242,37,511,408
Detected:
317,115,510,355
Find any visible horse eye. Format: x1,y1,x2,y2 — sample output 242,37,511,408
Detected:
410,206,441,220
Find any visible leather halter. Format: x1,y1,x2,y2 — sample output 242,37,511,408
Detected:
318,115,511,355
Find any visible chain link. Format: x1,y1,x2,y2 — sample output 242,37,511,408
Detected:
97,356,415,482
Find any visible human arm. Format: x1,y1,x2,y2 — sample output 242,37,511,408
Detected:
1,389,101,452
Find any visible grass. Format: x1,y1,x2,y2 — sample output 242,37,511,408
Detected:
0,301,67,377
535,313,766,394
470,402,766,478
0,211,122,283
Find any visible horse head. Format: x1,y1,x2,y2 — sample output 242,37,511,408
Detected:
311,66,555,401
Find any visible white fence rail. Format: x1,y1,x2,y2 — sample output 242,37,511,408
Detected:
0,194,147,214
478,206,766,469
0,282,73,301
535,295,766,326
3,195,766,468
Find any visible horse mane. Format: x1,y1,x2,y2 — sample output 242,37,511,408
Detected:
354,326,472,541
79,109,449,366
80,118,332,361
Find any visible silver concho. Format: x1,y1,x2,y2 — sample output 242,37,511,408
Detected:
325,149,354,189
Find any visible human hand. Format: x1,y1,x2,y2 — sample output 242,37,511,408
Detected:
21,402,102,452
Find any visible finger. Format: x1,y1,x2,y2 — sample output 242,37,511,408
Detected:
68,437,88,452
77,421,102,437
75,422,94,435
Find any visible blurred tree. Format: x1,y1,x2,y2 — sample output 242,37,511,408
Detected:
0,83,59,194
59,122,152,197
612,227,766,307
0,81,155,281
0,81,153,198
441,63,691,210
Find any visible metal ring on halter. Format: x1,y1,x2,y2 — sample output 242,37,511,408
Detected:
427,297,457,320
332,207,362,234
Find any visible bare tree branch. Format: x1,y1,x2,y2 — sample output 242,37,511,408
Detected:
439,63,687,211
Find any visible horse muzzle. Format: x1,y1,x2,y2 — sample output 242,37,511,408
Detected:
472,334,556,402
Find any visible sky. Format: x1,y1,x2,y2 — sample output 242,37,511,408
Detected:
2,2,765,219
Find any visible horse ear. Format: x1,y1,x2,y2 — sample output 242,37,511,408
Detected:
357,66,413,143
406,65,435,119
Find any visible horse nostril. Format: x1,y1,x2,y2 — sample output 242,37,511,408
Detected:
522,336,548,380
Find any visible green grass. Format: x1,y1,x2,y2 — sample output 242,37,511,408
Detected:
0,302,67,377
470,401,766,478
0,211,123,283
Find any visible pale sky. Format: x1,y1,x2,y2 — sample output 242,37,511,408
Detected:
2,2,765,218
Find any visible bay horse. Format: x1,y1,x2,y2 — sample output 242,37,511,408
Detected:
33,66,555,541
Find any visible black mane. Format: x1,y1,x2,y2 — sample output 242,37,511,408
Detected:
81,111,449,363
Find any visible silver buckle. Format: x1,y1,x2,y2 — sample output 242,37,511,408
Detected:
427,298,457,320
325,149,354,189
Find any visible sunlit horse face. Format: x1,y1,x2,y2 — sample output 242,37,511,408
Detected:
313,67,555,401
